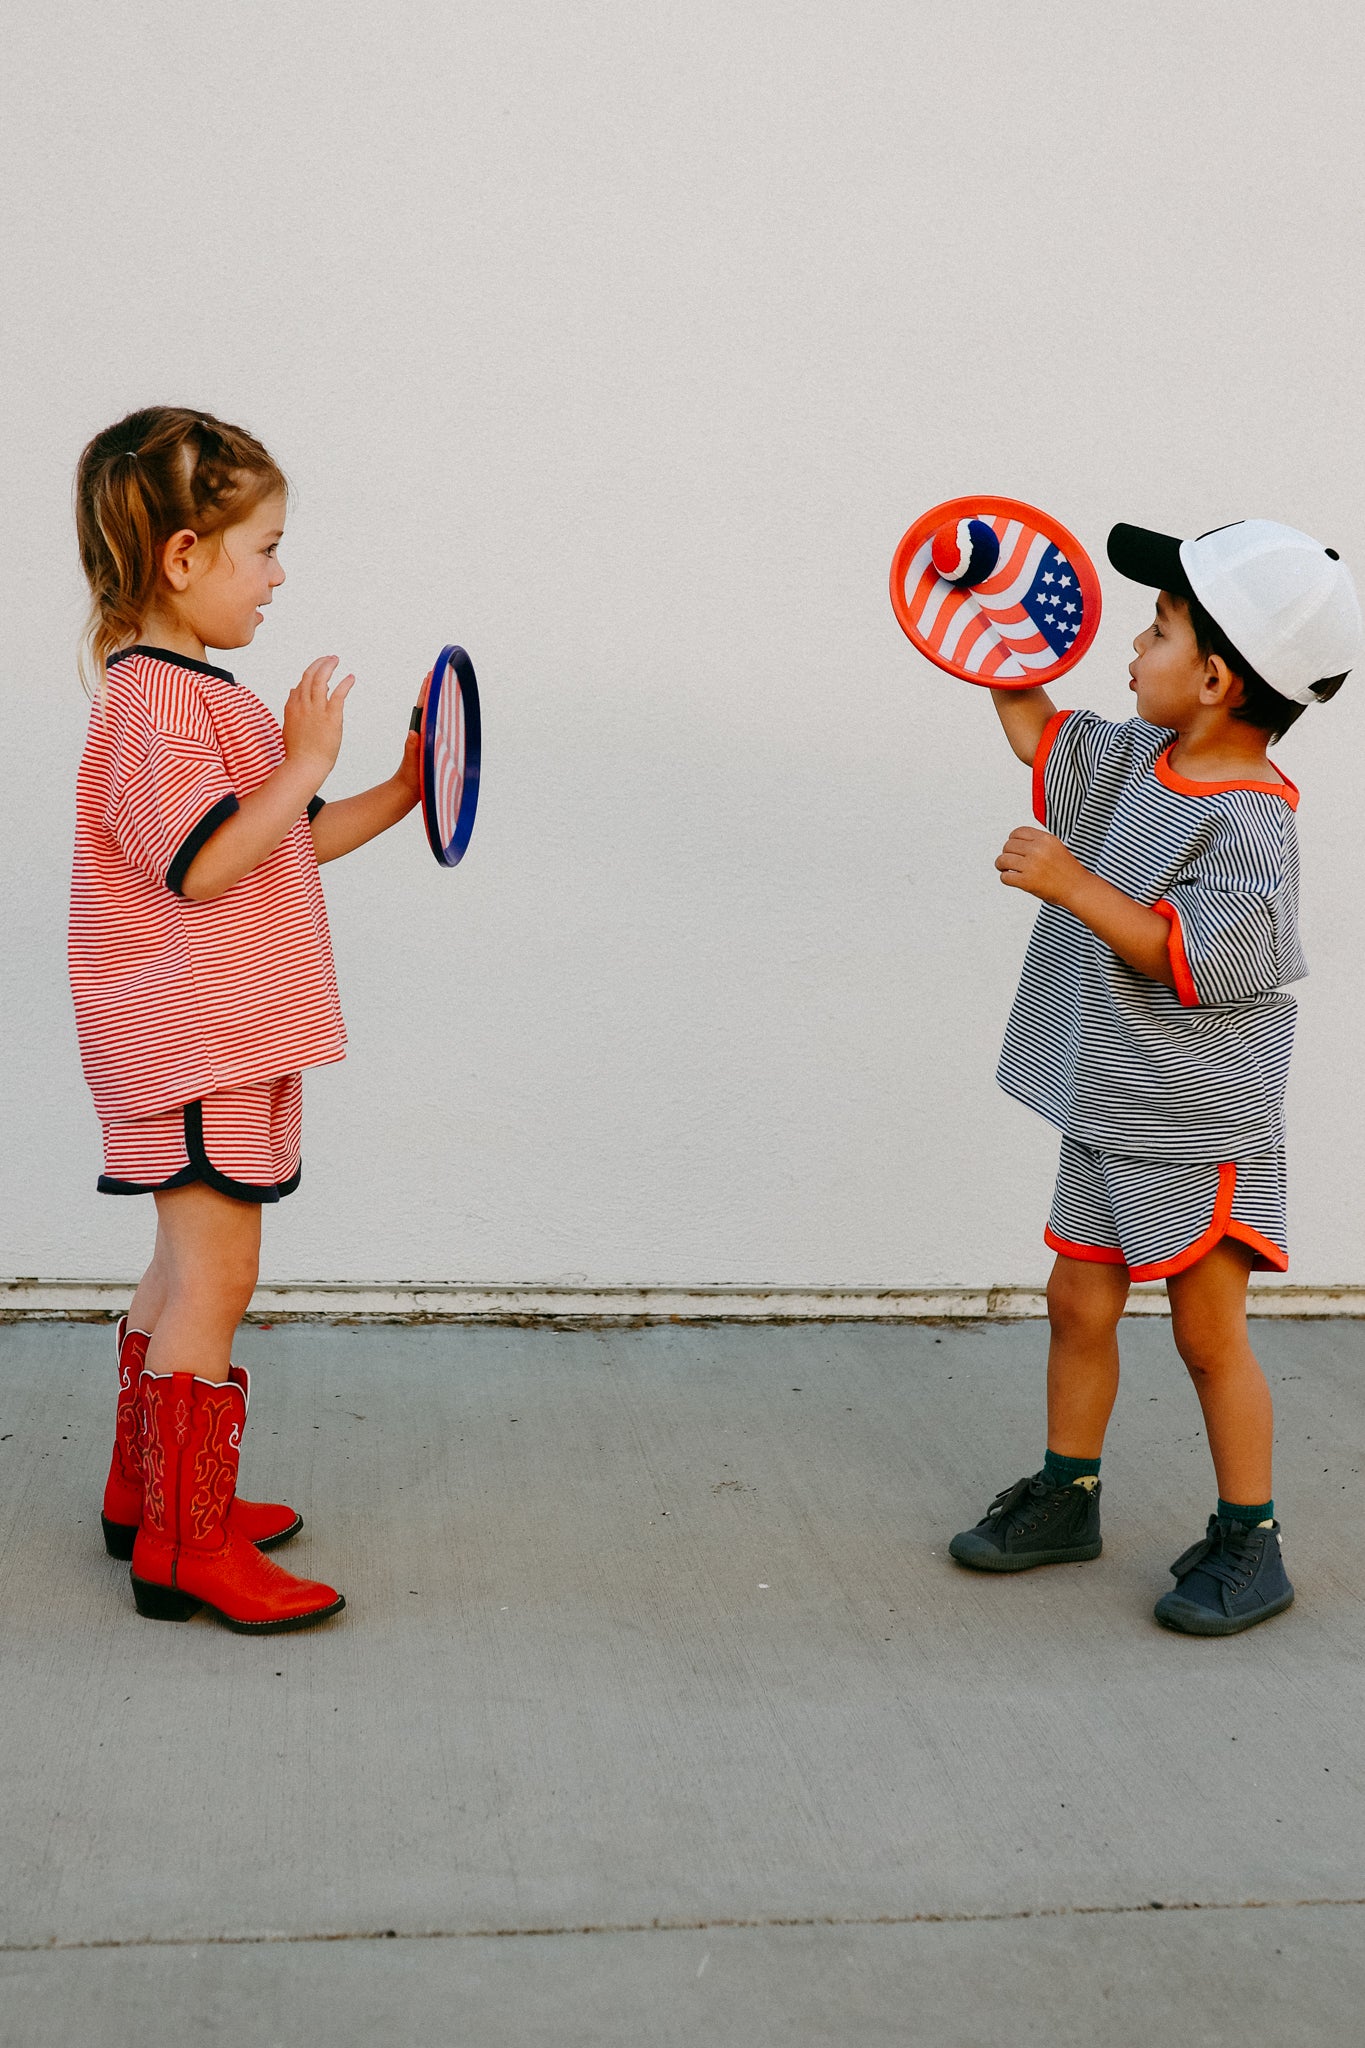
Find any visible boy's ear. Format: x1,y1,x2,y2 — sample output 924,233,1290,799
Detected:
159,527,199,591
1202,651,1246,710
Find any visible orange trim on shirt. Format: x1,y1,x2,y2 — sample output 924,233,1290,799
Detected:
1043,1226,1127,1266
1154,746,1299,810
1225,1219,1289,1273
1152,899,1200,1008
1126,1162,1238,1282
1032,709,1075,824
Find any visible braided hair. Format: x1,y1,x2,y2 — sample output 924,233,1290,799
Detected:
74,407,288,693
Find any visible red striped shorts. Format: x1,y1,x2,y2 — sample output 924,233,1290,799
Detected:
99,1074,303,1204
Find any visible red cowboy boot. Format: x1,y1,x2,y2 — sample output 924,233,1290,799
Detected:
100,1316,147,1554
101,1320,302,1558
130,1371,344,1633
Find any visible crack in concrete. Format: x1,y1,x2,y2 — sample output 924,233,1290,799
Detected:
5,1895,1365,1954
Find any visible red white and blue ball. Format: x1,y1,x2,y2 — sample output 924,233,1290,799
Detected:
930,517,1001,588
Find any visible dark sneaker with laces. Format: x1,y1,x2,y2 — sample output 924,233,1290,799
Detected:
948,1471,1102,1572
1153,1515,1294,1636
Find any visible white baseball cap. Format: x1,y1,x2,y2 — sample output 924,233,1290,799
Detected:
1107,519,1363,706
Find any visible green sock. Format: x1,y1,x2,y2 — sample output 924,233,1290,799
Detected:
1218,1497,1274,1527
1044,1449,1101,1487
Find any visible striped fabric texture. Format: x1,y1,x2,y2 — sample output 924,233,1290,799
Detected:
70,649,346,1121
99,1074,304,1202
1046,1136,1288,1281
998,709,1304,1161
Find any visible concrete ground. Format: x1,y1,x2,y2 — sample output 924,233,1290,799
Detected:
2,1317,1365,2047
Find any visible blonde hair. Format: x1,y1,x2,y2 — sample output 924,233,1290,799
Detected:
74,407,288,694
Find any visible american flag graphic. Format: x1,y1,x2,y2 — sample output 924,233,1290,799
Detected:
902,517,1090,680
433,664,467,841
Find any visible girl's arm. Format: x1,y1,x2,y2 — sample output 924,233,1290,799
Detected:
995,827,1176,987
311,727,421,864
182,658,352,902
990,684,1057,766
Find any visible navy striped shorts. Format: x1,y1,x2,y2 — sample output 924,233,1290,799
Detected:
1046,1137,1287,1282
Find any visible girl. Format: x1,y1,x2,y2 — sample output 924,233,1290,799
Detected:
72,407,418,1632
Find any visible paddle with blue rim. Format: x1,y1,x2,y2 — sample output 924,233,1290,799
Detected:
410,643,481,866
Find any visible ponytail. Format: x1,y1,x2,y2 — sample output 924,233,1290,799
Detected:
73,408,288,695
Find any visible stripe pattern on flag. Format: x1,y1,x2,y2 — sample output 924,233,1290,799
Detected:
434,666,466,842
903,519,1091,680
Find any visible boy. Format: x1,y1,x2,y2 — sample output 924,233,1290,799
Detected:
949,519,1361,1635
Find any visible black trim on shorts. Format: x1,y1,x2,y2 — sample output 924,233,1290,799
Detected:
98,1166,199,1196
97,1101,302,1205
165,794,241,895
112,645,237,684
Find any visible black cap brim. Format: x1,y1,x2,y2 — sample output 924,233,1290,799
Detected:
1107,524,1193,598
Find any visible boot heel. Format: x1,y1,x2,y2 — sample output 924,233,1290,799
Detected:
102,1514,136,1561
131,1575,201,1622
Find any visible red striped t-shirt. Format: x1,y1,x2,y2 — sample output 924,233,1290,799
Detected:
69,647,346,1121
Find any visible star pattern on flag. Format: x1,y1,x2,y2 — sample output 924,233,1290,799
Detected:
1020,547,1086,653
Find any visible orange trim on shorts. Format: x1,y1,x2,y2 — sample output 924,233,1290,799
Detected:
1032,709,1075,823
1225,1219,1289,1273
1043,1226,1127,1265
1152,899,1200,1007
1125,1162,1238,1281
1044,1163,1286,1282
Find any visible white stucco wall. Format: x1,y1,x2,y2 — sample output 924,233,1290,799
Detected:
3,2,1363,1289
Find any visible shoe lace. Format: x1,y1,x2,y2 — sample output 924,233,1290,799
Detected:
985,1474,1052,1529
1169,1521,1262,1591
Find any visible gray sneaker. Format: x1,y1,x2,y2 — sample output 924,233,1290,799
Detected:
948,1471,1102,1572
1153,1516,1294,1636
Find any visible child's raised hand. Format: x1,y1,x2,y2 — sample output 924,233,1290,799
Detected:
394,669,431,806
284,657,355,780
996,826,1087,908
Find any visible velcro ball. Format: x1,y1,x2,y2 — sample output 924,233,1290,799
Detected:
930,516,1001,588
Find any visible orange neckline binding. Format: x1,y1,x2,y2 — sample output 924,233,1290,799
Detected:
1154,746,1299,810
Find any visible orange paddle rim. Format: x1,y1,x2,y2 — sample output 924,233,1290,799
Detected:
890,495,1102,689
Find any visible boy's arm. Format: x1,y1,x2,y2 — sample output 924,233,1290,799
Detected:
310,723,422,864
990,685,1057,766
996,827,1176,988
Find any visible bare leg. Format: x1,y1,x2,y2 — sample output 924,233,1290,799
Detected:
1045,1255,1131,1458
1166,1239,1273,1505
143,1183,262,1386
127,1221,171,1334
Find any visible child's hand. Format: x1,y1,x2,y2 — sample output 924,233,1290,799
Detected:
394,670,431,807
396,726,421,807
284,657,355,780
996,826,1088,907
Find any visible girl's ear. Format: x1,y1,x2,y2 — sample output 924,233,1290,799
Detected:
160,527,199,591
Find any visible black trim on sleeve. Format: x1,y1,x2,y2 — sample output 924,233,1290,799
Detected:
307,796,326,821
165,794,240,896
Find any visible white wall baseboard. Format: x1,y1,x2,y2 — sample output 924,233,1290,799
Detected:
3,1278,1364,1323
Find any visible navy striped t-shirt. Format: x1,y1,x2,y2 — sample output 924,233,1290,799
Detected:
997,709,1305,1161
